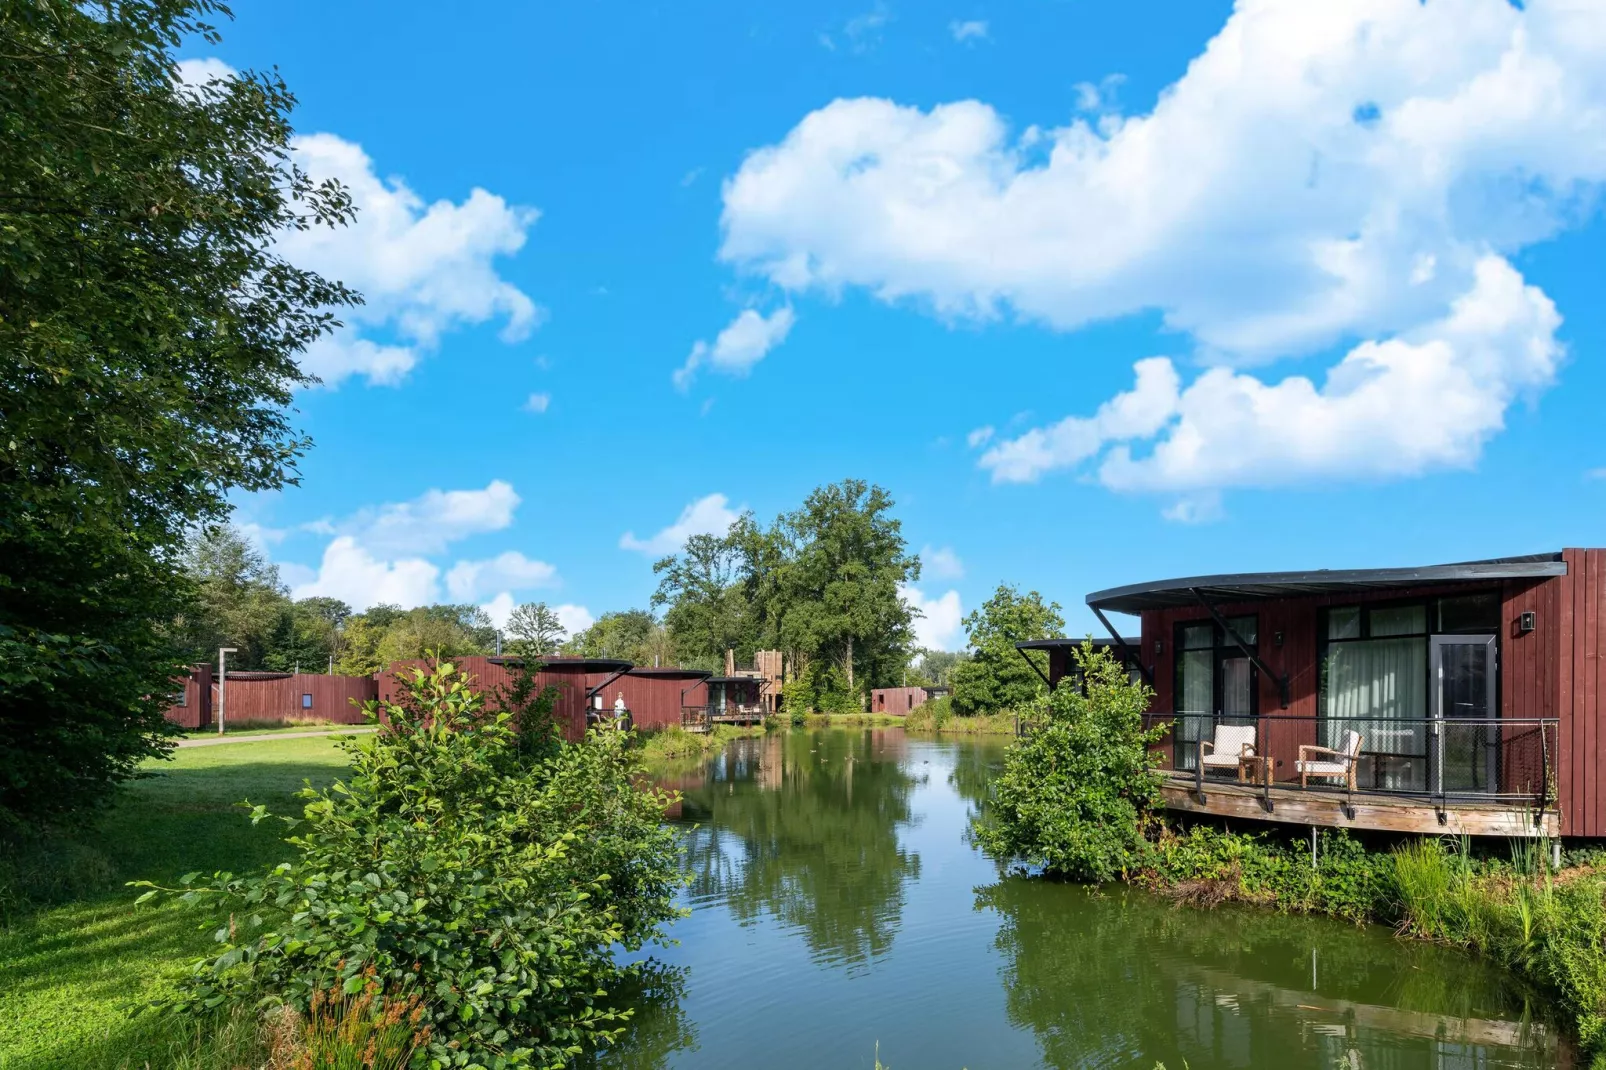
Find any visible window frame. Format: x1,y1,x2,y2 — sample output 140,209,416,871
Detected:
1171,614,1260,768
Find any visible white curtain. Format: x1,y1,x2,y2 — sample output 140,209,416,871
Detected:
1323,638,1427,790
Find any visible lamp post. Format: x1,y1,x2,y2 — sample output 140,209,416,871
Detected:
217,647,238,735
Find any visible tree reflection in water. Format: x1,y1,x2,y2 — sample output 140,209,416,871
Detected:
977,877,1566,1070
674,729,921,970
580,962,696,1070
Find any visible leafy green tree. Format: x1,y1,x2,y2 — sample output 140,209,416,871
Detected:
950,584,1066,714
973,645,1163,881
652,533,754,670
373,605,492,665
780,480,919,704
907,648,968,688
173,524,294,669
333,607,400,676
0,1,356,827
505,601,566,657
567,609,672,665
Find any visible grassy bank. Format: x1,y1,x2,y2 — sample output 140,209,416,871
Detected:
904,700,1017,735
637,723,766,762
1135,824,1606,1052
798,712,907,729
179,719,352,738
0,735,353,1069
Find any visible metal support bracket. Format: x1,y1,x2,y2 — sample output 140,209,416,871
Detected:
1014,645,1054,689
1189,588,1289,708
1091,606,1154,688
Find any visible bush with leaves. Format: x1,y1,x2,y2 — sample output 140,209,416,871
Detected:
140,663,685,1069
972,644,1164,881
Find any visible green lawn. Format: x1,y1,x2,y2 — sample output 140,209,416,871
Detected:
178,720,361,738
0,736,354,1070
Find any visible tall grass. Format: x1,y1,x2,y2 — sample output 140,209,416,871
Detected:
1391,834,1606,1051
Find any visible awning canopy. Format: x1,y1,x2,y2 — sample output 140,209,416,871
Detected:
1086,553,1567,616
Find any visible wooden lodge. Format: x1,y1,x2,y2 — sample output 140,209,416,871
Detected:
165,654,730,740
1035,550,1606,840
870,685,950,715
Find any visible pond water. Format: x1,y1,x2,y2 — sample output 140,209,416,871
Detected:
605,728,1566,1069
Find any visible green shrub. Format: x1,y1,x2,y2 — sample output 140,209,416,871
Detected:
972,645,1162,881
1143,826,1396,923
139,662,686,1069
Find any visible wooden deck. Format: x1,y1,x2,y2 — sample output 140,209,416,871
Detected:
1160,773,1559,838
680,704,767,733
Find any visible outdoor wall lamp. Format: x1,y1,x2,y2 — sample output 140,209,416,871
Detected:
1154,639,1164,656
1518,611,1536,634
1274,630,1284,648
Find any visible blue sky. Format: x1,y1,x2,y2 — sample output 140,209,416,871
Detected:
196,0,1606,649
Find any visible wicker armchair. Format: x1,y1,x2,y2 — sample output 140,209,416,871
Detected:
1296,730,1364,790
1197,724,1257,780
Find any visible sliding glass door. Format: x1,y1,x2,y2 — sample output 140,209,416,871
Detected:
1173,617,1257,770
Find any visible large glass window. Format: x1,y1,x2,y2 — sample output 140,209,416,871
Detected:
1321,603,1430,791
1173,616,1257,769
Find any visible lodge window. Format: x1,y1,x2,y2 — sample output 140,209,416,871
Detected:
1173,615,1257,769
1318,593,1501,793
301,693,313,710
172,690,187,707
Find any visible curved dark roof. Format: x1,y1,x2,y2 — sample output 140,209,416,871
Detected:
488,655,633,672
1086,553,1567,615
626,666,712,679
705,675,764,685
1015,637,1138,651
222,671,293,681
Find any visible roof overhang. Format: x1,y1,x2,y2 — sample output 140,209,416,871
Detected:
489,655,633,672
626,667,712,679
1086,554,1568,616
1015,637,1139,651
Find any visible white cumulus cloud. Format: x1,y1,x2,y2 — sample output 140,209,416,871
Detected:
321,480,520,558
675,307,795,389
620,493,742,555
290,536,441,610
921,545,965,580
718,0,1606,511
445,551,558,602
554,604,595,638
949,19,989,43
524,392,551,414
178,59,542,389
900,584,964,651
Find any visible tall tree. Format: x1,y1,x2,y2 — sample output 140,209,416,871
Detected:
566,609,672,666
950,584,1066,714
0,1,356,827
506,602,566,658
173,524,293,670
651,533,753,670
781,481,919,702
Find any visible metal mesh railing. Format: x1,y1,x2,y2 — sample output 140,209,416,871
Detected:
1142,712,1556,808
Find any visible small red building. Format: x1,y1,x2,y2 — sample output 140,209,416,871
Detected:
870,685,947,715
1054,549,1606,839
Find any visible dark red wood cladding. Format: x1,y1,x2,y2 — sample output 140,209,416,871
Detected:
219,673,377,725
163,663,213,729
870,686,933,714
376,656,618,741
614,669,709,730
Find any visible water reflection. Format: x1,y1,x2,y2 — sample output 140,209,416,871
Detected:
673,730,921,969
611,730,1567,1070
978,877,1566,1069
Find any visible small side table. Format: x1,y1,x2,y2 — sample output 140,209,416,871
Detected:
1238,754,1269,786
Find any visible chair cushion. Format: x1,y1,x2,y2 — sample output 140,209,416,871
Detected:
1297,760,1349,776
1200,754,1243,768
1212,724,1256,754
